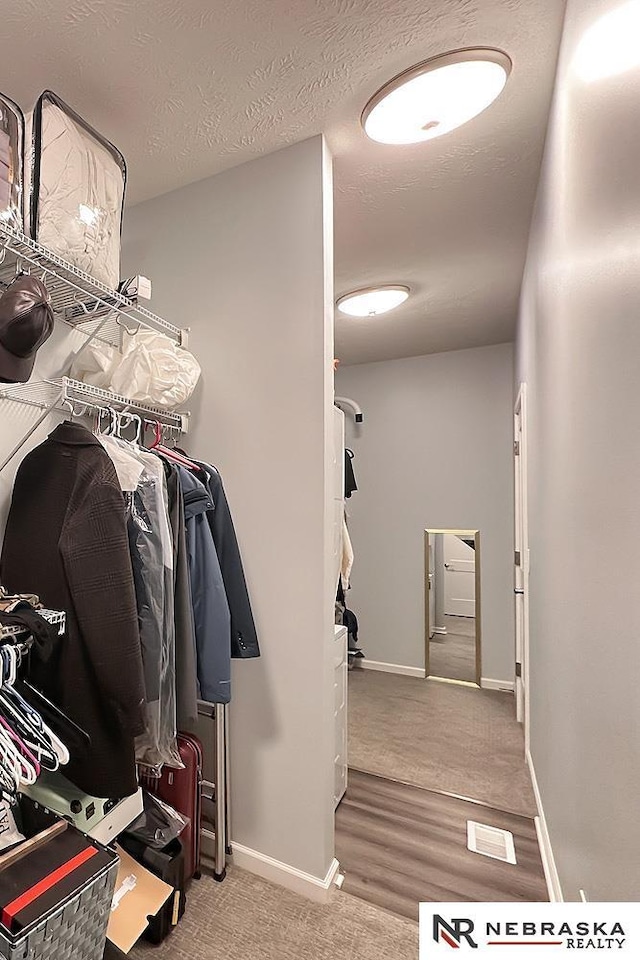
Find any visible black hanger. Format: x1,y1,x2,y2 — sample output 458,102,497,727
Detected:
13,680,91,760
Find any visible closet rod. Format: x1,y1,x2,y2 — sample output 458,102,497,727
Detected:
0,378,189,473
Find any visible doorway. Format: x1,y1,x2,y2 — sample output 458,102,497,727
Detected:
514,383,530,748
424,528,481,686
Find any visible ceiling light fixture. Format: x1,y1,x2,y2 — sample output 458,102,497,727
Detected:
336,285,410,318
362,48,512,145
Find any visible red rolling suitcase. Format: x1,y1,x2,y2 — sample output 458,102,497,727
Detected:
142,733,203,881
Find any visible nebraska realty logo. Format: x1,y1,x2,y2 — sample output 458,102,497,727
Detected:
421,904,639,958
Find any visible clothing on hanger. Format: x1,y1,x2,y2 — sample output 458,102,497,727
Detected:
161,460,199,728
177,465,231,704
345,448,358,499
99,432,180,770
341,516,354,593
192,460,260,660
0,421,146,799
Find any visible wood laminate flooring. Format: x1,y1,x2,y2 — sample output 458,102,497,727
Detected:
335,769,548,921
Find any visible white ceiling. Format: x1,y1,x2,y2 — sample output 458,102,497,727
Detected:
0,0,565,364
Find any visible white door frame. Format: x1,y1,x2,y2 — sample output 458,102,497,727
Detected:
514,383,530,751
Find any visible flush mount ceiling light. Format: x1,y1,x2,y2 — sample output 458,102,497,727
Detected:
336,285,410,318
362,48,512,145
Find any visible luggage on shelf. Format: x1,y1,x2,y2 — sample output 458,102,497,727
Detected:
0,92,25,230
26,90,127,289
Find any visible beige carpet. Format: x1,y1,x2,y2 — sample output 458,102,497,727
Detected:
348,670,537,817
131,865,417,959
428,616,477,683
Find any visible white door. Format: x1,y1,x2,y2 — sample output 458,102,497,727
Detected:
428,543,435,638
514,384,530,747
443,534,476,617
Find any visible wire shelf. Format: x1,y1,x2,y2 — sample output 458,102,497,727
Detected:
0,608,67,642
0,222,186,345
0,377,189,432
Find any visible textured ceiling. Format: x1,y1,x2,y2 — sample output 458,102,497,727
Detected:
0,0,565,363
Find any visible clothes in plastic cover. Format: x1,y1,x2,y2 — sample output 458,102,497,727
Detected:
0,93,25,230
99,433,182,771
27,91,126,289
70,327,201,409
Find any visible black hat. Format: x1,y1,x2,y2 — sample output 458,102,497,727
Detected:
0,274,54,383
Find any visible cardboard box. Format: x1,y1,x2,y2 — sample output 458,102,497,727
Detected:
106,845,173,954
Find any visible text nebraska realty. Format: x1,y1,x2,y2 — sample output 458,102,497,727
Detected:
484,921,625,949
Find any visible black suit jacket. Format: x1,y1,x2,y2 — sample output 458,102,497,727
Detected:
1,421,146,798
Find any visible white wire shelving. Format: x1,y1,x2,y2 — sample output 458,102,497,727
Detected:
0,221,186,347
0,224,191,472
0,377,189,473
0,609,66,642
0,377,188,432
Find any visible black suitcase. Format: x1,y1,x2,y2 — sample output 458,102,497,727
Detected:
143,839,187,944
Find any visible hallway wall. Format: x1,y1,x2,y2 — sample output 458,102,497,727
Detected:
516,0,640,900
123,136,336,884
336,343,515,682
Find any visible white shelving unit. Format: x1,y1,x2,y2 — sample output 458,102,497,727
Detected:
0,224,190,473
0,377,188,431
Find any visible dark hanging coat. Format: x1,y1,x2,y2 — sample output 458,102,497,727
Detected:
162,461,199,728
177,465,231,704
195,461,260,659
0,422,146,798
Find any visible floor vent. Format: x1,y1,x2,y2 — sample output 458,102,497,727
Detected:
467,821,517,864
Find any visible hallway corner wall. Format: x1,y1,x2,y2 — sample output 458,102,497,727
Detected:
336,343,515,681
122,136,336,884
516,0,640,900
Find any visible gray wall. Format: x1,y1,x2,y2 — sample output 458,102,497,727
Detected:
516,0,640,900
336,343,515,681
123,137,336,881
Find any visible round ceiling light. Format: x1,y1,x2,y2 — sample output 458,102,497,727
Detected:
336,285,410,318
362,48,512,145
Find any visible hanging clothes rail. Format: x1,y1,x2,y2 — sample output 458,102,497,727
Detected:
0,377,189,473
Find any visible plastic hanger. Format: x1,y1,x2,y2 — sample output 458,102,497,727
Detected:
148,421,202,471
0,717,39,784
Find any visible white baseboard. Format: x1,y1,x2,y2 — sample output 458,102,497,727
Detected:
527,749,563,902
354,659,426,679
220,839,340,903
481,677,515,692
433,626,448,635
